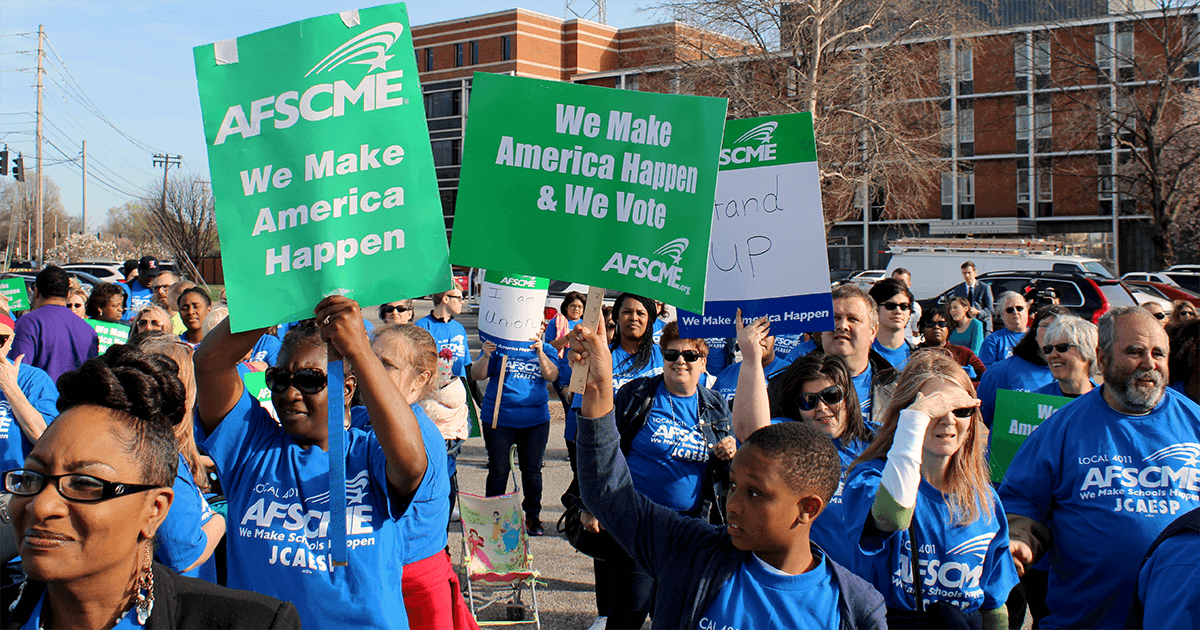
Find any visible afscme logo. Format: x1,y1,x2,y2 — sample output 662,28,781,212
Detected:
945,533,994,560
720,121,779,166
734,122,778,145
602,238,689,293
306,23,406,77
1144,443,1200,467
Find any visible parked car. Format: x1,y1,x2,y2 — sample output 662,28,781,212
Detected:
920,270,1137,328
1121,280,1200,308
1121,272,1180,286
835,270,888,290
61,262,126,283
1127,288,1174,312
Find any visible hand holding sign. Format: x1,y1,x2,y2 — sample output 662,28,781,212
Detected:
568,323,614,419
734,308,771,367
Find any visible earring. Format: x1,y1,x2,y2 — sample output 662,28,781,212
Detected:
135,544,154,624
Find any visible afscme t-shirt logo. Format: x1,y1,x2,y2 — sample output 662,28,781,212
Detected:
305,23,406,77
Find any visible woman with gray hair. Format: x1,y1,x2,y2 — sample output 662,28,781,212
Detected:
1033,316,1098,398
978,291,1029,366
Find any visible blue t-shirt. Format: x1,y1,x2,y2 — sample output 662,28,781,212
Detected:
251,333,282,366
0,364,60,474
852,364,873,425
651,319,666,344
977,328,1024,367
203,388,422,630
1033,379,1094,398
977,355,1053,430
414,314,469,377
773,334,806,360
482,344,555,429
712,356,792,404
124,278,154,319
871,339,911,371
612,344,664,391
703,337,732,377
844,459,1019,612
806,435,871,571
785,338,820,363
625,383,707,512
701,549,842,629
21,595,143,630
156,453,216,577
998,387,1200,629
1138,528,1200,630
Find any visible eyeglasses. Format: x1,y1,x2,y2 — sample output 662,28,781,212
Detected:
4,469,161,503
1005,305,1027,314
922,320,950,329
380,304,411,315
149,284,172,292
950,407,975,418
265,367,328,394
881,301,912,312
797,385,844,411
444,294,464,301
663,349,704,363
1041,343,1075,355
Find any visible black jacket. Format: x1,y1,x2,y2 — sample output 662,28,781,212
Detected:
4,563,301,629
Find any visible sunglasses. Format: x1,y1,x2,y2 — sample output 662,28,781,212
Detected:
1005,305,1027,314
265,367,328,394
922,320,950,328
444,294,464,301
663,349,704,363
950,407,976,418
4,469,161,503
380,305,411,315
1151,312,1167,320
881,301,912,312
1041,343,1075,355
797,385,844,411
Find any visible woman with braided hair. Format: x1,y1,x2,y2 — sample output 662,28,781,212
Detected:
4,345,299,628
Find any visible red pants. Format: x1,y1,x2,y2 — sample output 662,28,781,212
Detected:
402,550,480,630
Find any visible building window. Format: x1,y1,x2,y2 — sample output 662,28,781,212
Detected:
941,107,954,146
424,90,462,119
454,43,463,67
470,41,479,66
432,139,461,167
957,104,974,144
425,48,433,71
622,74,640,91
502,35,512,61
1097,25,1135,82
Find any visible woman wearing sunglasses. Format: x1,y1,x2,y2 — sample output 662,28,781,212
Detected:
581,320,735,629
5,345,300,628
978,292,1029,367
1032,316,1097,399
731,313,873,570
947,297,985,356
378,299,415,325
844,351,1019,629
194,296,434,630
916,307,986,382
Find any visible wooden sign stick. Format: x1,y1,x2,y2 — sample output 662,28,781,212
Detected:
567,285,607,395
490,354,508,429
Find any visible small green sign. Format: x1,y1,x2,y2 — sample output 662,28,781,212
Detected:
242,370,274,403
990,388,1072,482
88,320,130,354
194,3,452,332
1,277,29,311
450,73,727,313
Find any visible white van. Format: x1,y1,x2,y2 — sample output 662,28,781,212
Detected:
883,238,1114,299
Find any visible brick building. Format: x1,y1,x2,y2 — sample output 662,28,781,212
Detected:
414,6,1199,273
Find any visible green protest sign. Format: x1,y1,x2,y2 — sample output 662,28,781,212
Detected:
0,278,29,311
990,388,1072,482
450,73,727,313
88,320,130,354
194,4,451,332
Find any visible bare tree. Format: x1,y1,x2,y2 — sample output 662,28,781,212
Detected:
1037,0,1200,268
142,175,219,286
0,175,77,266
647,0,982,227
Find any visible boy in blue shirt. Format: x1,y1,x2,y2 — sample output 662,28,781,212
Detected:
570,323,886,629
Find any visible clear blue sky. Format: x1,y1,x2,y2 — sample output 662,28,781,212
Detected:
0,1,660,230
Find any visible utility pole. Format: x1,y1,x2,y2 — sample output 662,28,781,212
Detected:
35,25,44,267
152,153,182,213
81,140,87,234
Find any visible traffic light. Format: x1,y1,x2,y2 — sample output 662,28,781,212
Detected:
12,154,24,182
0,149,7,176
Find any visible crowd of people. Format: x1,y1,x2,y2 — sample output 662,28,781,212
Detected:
2,258,1200,630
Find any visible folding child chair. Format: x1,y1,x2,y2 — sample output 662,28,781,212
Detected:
458,445,541,628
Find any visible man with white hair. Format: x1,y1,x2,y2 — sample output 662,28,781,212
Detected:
978,291,1028,366
999,306,1200,629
